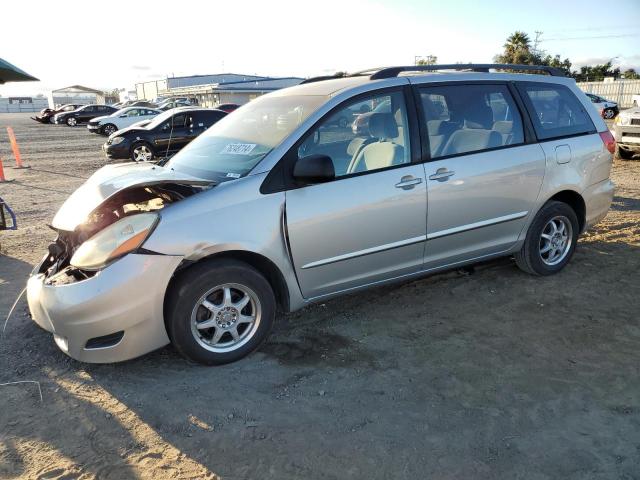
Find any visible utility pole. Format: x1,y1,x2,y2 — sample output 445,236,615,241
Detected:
533,31,543,56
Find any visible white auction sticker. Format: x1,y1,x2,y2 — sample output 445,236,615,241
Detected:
221,143,257,155
225,172,241,178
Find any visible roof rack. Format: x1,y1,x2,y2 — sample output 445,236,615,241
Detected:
369,64,568,79
299,74,347,85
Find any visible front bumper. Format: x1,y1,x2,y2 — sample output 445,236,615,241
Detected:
103,141,130,159
27,253,183,363
87,124,101,133
614,124,640,152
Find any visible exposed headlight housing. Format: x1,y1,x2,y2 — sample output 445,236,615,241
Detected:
616,115,630,126
71,213,159,270
111,136,125,145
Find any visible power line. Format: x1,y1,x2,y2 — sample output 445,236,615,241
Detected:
542,33,640,42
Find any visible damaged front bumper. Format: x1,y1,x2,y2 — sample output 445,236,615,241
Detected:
27,253,183,363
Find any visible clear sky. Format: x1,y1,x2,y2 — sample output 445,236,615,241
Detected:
1,0,639,97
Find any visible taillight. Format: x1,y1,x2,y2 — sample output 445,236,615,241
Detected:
599,130,616,154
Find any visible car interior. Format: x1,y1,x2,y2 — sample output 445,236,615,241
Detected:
420,85,524,159
298,92,410,177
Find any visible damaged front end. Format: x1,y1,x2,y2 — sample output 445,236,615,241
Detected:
35,163,214,285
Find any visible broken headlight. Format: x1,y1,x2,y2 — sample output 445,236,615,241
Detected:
70,213,159,270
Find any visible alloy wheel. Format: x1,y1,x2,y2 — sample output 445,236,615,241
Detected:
539,216,573,266
103,125,116,136
190,283,262,353
67,117,77,126
132,145,153,162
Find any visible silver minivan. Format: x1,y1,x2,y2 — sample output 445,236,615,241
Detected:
27,64,616,365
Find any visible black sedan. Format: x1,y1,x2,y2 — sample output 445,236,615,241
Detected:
55,104,118,126
31,104,85,124
103,107,227,162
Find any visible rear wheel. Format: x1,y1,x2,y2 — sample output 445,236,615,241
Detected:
66,117,77,127
515,201,579,276
165,259,276,365
130,142,154,162
102,123,117,136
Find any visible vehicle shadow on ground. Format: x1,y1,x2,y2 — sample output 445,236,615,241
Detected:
2,240,640,478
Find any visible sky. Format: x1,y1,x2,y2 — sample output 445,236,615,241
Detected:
1,0,639,97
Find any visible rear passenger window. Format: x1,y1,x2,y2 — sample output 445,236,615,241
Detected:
518,83,594,140
419,84,524,159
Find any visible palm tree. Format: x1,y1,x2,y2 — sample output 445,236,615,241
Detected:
504,31,531,54
496,31,534,64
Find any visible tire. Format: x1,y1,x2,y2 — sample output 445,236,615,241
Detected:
130,142,154,162
66,117,77,127
165,259,276,365
603,108,615,119
49,116,56,124
616,146,634,160
515,201,579,276
102,123,117,136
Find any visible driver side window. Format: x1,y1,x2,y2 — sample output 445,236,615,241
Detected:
297,91,410,178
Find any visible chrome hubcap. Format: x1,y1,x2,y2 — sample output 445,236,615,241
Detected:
190,283,261,353
133,145,152,162
105,125,115,135
68,118,76,126
539,216,572,266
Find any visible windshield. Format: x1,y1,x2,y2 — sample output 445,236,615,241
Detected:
166,94,327,181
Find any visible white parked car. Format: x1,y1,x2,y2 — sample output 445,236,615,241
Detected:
585,93,619,119
87,107,162,136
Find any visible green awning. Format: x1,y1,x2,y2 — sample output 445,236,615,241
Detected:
0,58,39,84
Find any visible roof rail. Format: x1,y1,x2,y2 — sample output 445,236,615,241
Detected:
299,74,347,85
369,64,569,80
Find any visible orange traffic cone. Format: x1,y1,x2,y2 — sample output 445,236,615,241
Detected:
7,127,29,169
0,155,9,182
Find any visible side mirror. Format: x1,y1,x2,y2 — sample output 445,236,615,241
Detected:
293,154,335,184
0,199,17,230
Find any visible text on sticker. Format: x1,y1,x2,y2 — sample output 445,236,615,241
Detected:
221,143,257,155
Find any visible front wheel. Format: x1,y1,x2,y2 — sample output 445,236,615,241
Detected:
66,117,77,127
616,146,634,160
130,142,154,162
603,108,615,119
165,259,276,365
102,123,117,136
515,201,579,276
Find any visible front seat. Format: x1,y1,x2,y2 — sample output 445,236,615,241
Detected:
440,102,502,157
347,113,404,173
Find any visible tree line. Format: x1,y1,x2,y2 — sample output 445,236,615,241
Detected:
494,31,639,81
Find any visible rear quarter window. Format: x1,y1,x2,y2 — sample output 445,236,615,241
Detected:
518,82,595,140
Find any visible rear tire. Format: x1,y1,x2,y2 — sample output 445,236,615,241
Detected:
165,259,276,365
515,201,579,276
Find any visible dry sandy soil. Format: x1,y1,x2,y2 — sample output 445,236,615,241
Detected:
0,112,639,480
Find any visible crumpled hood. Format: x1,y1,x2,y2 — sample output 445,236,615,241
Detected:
52,162,214,231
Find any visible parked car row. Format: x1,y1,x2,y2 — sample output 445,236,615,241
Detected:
31,100,230,161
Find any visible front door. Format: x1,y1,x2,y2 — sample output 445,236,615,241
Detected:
416,82,545,268
285,89,428,298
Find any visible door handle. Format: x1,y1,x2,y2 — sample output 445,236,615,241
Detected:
429,168,455,182
395,176,423,190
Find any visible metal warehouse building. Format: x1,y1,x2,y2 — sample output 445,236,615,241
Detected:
135,73,303,107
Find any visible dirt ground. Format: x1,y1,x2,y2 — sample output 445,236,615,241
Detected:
0,112,639,480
